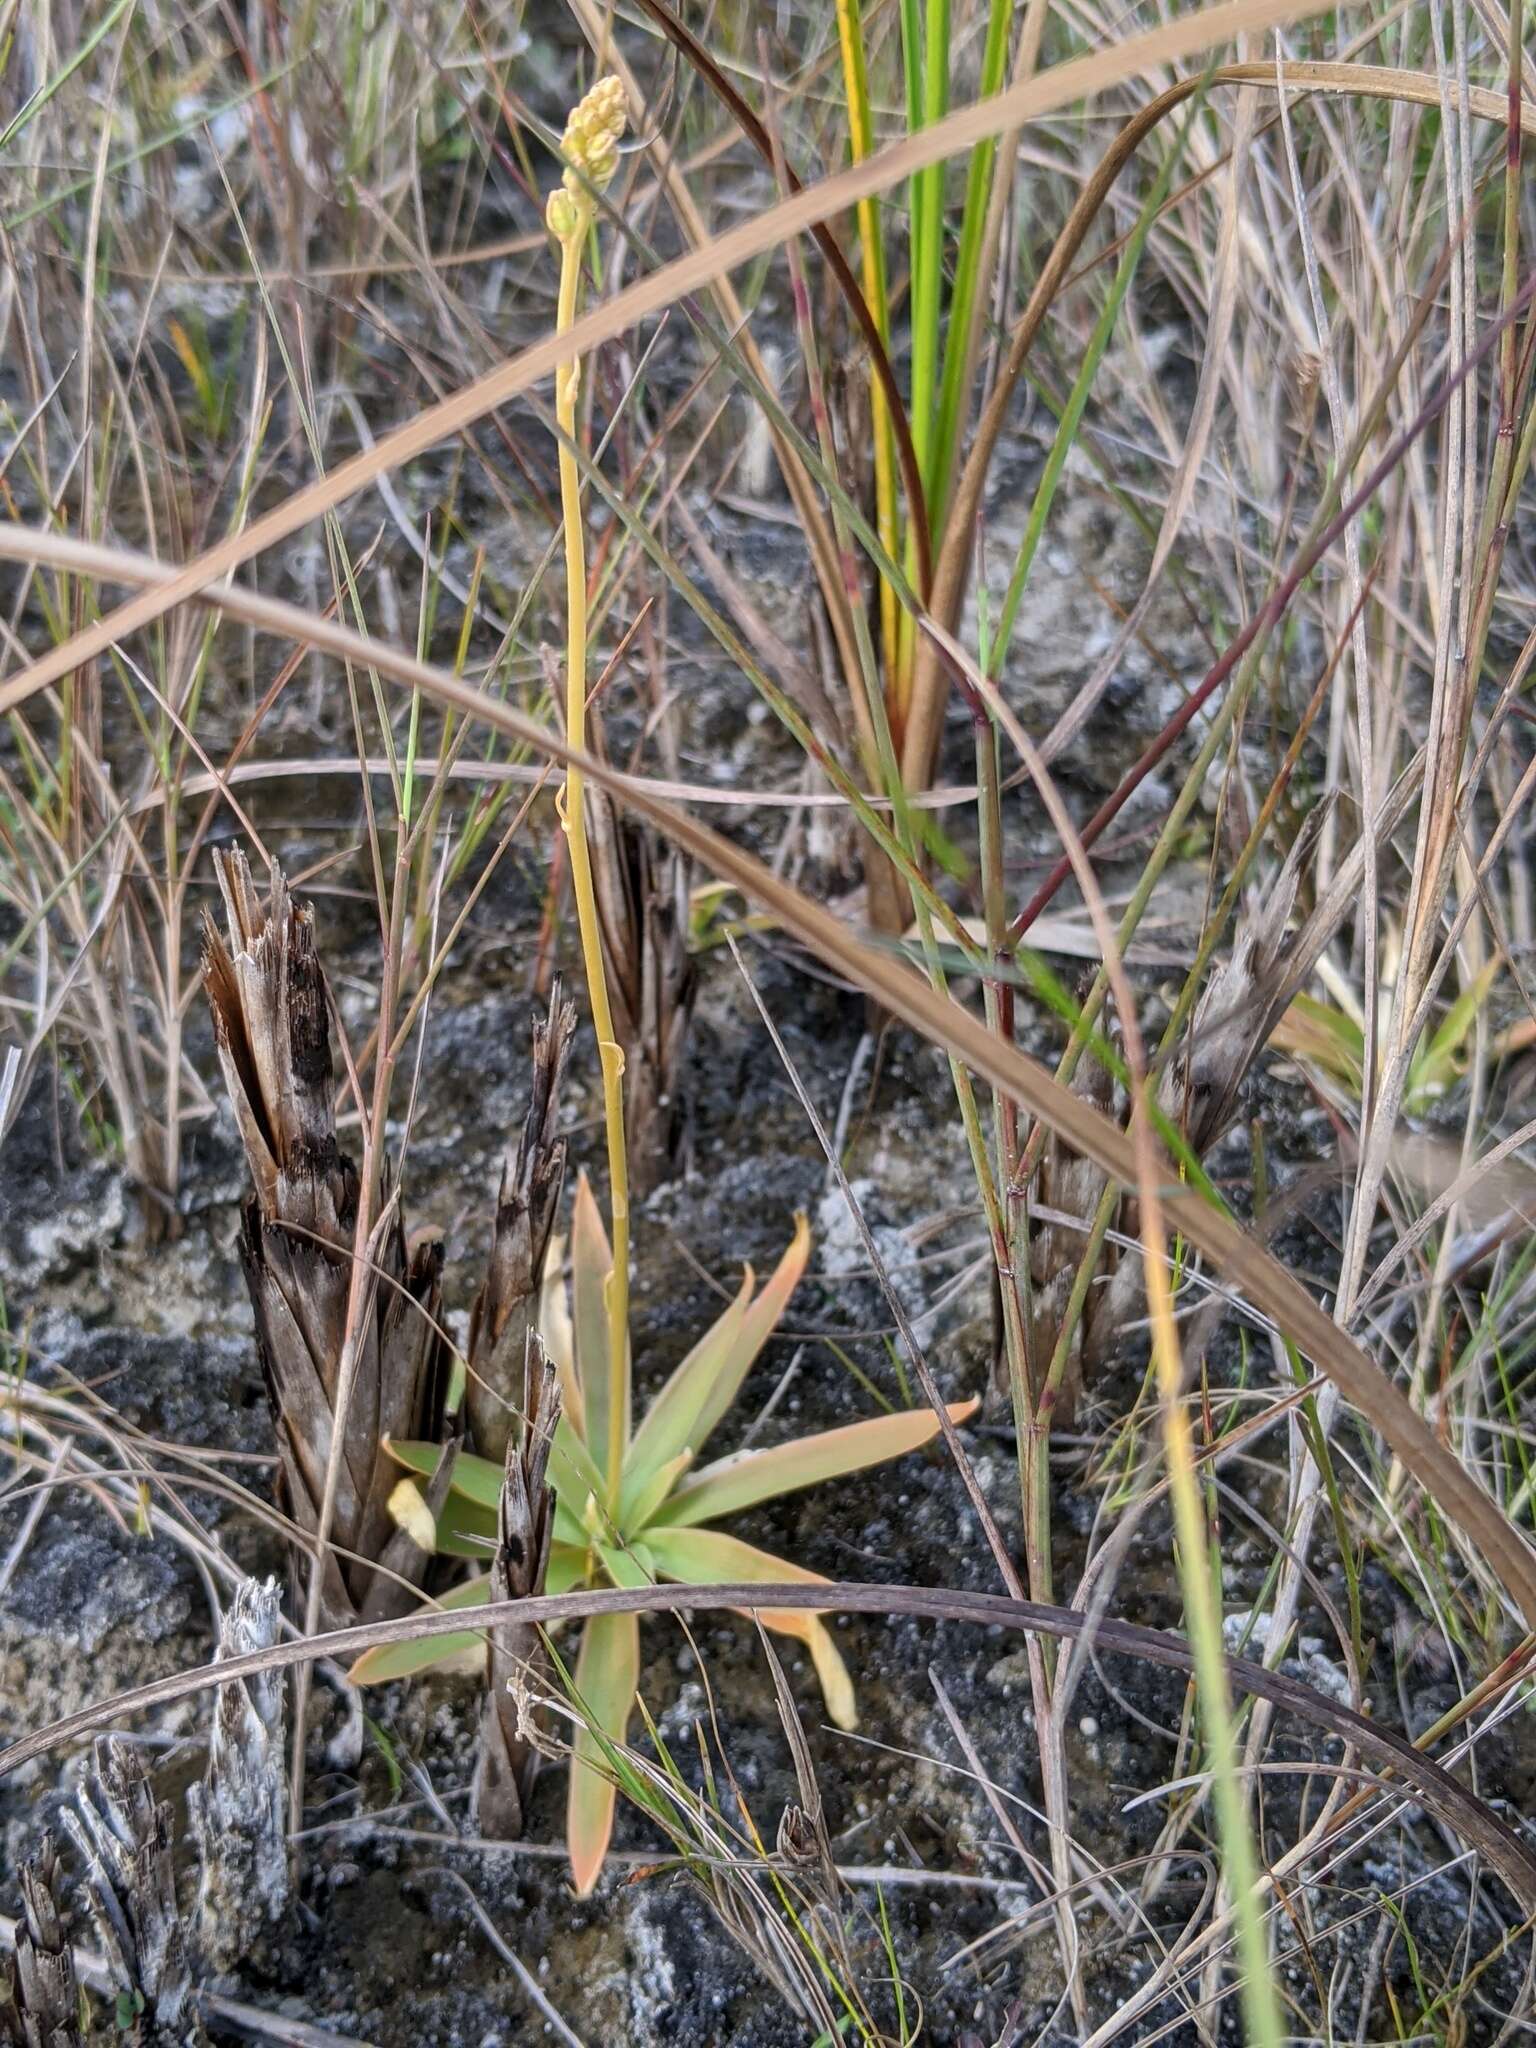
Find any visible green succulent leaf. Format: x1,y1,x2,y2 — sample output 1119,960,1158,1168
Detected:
620,1448,695,1533
386,1424,604,1538
651,1396,979,1529
348,1574,495,1686
691,1213,811,1449
551,1416,610,1513
428,1488,499,1559
546,1543,593,1596
621,1214,810,1506
386,1438,501,1506
619,1280,751,1513
595,1537,657,1589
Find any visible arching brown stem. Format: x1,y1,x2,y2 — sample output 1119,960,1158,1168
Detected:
3,1579,1534,1910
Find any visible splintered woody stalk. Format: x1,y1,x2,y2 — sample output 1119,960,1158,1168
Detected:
548,75,632,1477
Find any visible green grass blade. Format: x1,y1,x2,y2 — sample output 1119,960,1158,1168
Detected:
987,95,1199,679
929,0,1014,525
0,0,136,152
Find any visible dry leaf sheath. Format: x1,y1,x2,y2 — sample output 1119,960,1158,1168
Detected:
584,789,696,1193
465,989,575,1463
472,1336,561,1839
202,850,448,1627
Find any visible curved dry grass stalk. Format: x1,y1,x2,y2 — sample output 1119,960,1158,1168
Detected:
4,1579,1534,1912
5,525,1533,1628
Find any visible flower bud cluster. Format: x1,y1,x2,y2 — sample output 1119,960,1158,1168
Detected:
546,75,626,240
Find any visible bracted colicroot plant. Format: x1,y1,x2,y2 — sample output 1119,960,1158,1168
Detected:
351,80,982,1899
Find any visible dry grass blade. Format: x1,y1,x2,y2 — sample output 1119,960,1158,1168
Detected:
0,0,1346,724
0,1047,22,1155
1027,1045,1118,1428
1212,57,1536,129
201,849,448,1626
466,990,575,1464
9,1582,1535,1911
16,528,1535,1627
473,1338,561,1841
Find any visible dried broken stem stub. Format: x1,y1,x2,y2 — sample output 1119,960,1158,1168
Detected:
473,1334,561,1840
202,849,449,1628
188,1579,289,1974
465,990,574,1463
1,1835,82,2048
62,1739,206,2048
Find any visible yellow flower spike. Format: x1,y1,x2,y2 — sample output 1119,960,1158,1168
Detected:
548,71,634,1483
546,75,625,247
558,74,626,202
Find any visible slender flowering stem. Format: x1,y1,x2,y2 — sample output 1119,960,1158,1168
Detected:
549,80,631,1495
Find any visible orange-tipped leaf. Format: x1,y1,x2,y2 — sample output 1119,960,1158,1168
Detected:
642,1524,855,1729
566,1610,641,1896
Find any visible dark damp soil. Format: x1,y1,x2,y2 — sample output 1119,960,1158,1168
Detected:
3,245,1534,2048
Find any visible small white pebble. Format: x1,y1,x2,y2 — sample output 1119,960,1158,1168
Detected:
1079,1714,1099,1738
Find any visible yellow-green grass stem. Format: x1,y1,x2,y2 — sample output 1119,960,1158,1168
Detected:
554,212,631,1495
1139,1156,1283,2048
833,0,899,698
